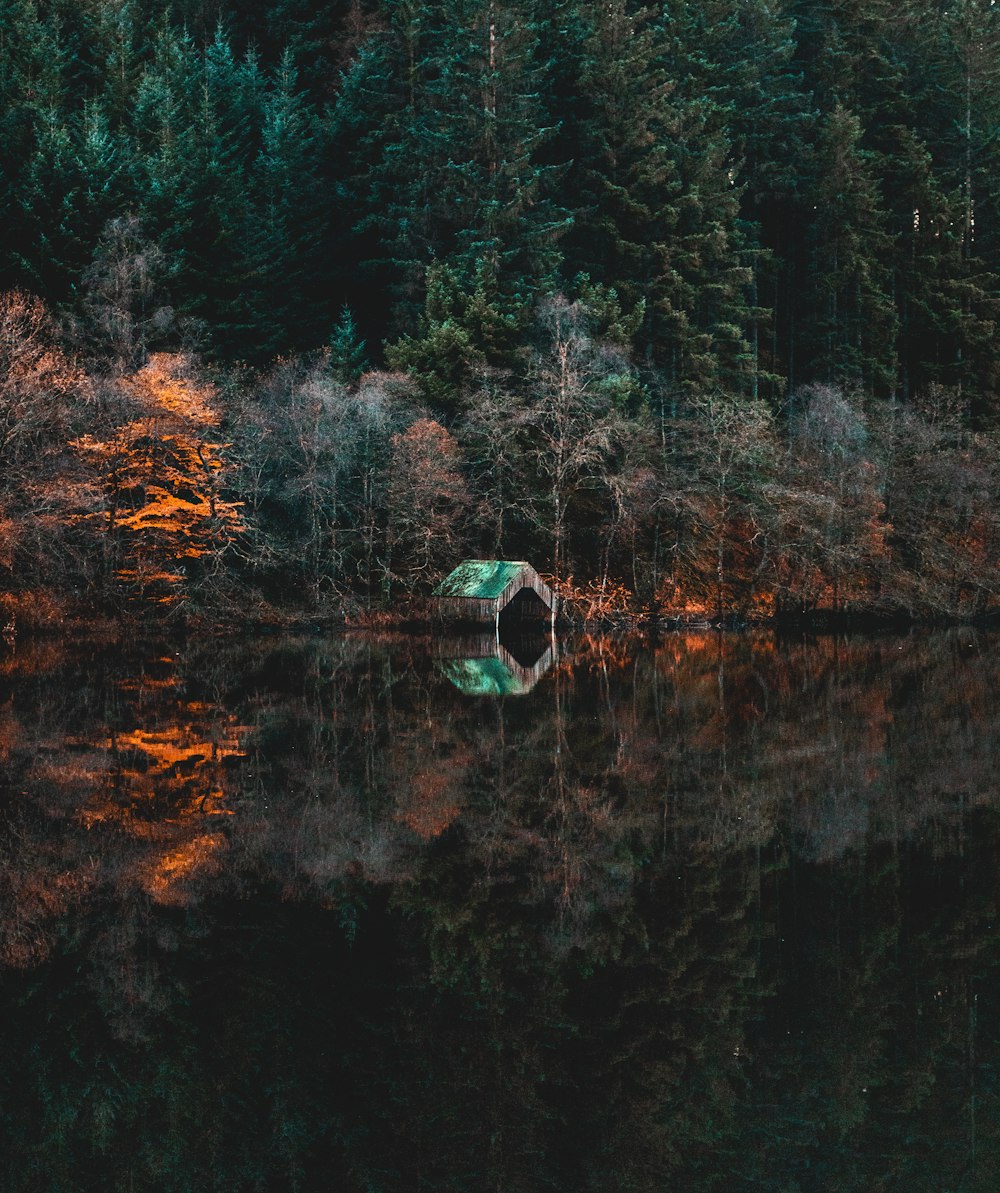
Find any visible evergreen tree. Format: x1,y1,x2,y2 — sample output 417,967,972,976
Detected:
14,102,129,301
940,0,1000,417
679,0,813,401
801,104,896,392
134,28,264,357
92,0,151,128
569,0,755,395
243,50,330,359
328,305,368,384
339,0,569,353
0,3,76,292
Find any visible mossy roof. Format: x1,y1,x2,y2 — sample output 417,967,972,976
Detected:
434,560,531,600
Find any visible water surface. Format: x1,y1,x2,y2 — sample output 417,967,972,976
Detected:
1,629,999,1191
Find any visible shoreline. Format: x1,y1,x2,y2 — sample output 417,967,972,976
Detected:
2,590,998,644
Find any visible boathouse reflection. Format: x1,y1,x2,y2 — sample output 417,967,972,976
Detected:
435,633,555,696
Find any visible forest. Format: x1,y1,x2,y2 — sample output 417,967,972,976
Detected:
2,0,1000,625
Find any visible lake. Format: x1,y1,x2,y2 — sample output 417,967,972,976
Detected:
1,629,999,1191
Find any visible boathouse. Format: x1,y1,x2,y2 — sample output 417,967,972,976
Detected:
433,560,555,628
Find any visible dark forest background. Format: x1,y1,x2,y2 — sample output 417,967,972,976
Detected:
2,0,1000,623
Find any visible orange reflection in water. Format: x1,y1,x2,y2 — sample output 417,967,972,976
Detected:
76,690,247,904
142,832,228,905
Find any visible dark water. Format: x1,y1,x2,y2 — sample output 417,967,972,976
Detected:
2,629,1000,1192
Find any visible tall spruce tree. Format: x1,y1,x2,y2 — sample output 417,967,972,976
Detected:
339,0,568,367
677,0,812,401
569,0,755,396
134,28,263,357
242,50,329,358
940,0,1000,416
802,104,896,391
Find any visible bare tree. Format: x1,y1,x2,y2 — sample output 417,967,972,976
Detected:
75,215,177,372
230,363,416,608
0,290,80,475
522,295,623,578
780,384,888,613
681,391,777,619
882,387,1000,616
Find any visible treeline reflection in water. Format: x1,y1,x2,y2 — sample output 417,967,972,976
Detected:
1,630,1000,1191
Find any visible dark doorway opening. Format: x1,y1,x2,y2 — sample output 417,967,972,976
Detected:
499,587,550,629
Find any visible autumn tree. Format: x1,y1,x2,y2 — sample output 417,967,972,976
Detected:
0,290,78,473
385,417,472,592
0,290,85,608
882,389,1000,615
457,373,529,559
520,294,635,579
69,352,243,611
230,361,415,607
74,214,176,372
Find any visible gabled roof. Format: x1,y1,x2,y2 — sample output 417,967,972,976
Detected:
434,560,532,600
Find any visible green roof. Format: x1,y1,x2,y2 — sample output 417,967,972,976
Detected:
434,560,530,600
437,657,526,697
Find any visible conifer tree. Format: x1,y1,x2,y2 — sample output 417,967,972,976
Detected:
243,50,329,358
340,0,568,355
570,0,754,395
328,306,369,385
801,104,896,392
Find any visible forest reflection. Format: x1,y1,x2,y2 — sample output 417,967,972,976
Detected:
1,630,999,1191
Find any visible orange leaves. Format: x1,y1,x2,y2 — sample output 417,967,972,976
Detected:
73,677,247,906
124,352,222,427
549,575,637,624
68,352,244,606
113,483,227,549
142,834,227,905
395,769,464,840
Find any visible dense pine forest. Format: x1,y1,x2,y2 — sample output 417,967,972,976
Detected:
2,0,1000,625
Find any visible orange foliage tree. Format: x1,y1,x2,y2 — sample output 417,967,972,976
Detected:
660,392,778,619
70,353,243,609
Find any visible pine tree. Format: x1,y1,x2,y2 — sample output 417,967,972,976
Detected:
781,0,1000,409
0,3,81,294
940,0,1000,417
242,50,329,359
328,305,368,384
569,0,755,395
92,0,151,128
134,28,263,358
801,104,896,392
678,0,812,401
339,0,568,353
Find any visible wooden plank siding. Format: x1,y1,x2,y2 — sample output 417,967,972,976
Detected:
435,596,502,621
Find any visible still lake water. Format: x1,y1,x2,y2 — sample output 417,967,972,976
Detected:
1,628,999,1191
